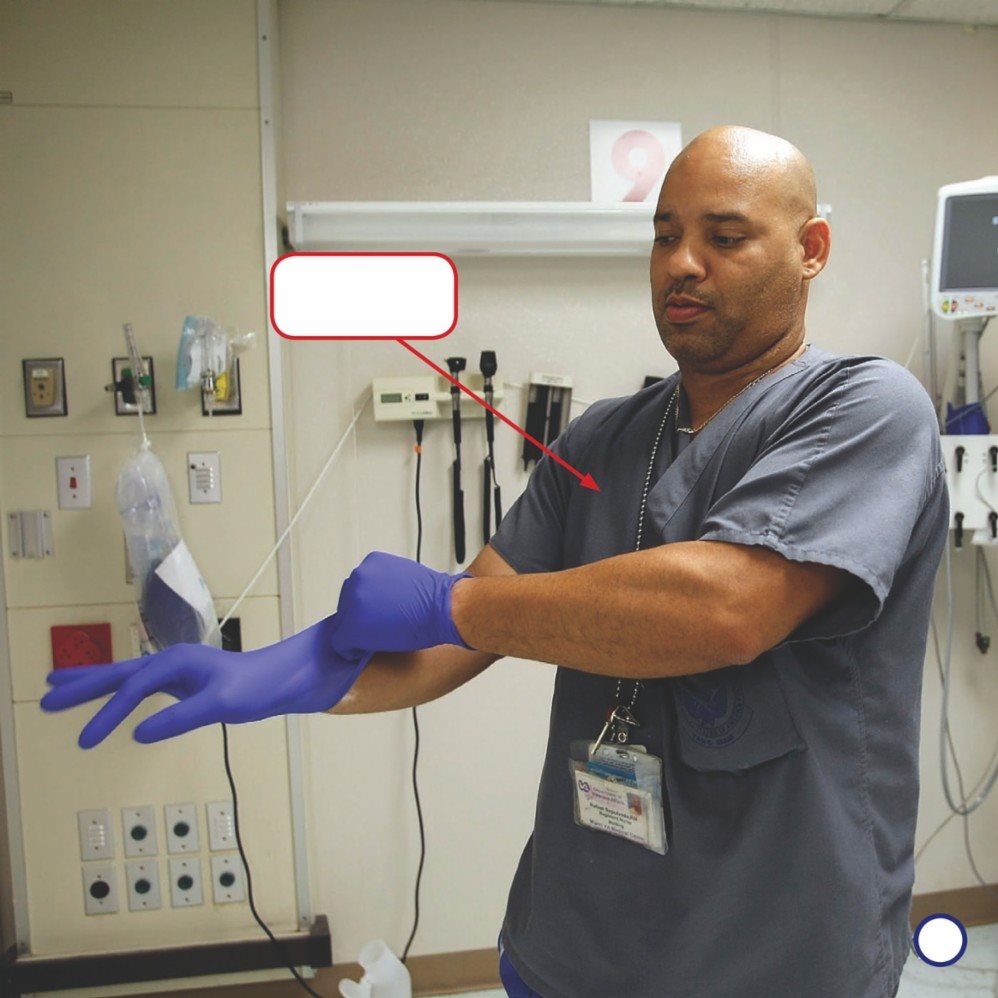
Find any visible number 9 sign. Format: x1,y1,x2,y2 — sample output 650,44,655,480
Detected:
590,120,683,205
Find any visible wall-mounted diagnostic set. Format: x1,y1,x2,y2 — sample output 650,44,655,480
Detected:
372,352,508,563
522,372,573,470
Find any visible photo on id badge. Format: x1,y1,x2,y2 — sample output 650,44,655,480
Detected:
569,739,668,855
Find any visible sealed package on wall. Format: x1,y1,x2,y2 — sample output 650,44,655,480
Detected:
176,314,255,410
117,443,221,650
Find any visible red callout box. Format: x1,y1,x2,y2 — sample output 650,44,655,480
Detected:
270,251,458,340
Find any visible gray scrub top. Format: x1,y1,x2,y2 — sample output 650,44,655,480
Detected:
489,345,949,998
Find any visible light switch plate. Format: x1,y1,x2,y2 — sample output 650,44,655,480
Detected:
56,456,92,508
206,801,236,851
78,809,114,861
187,452,222,503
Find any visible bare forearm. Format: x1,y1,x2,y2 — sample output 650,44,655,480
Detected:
329,645,499,715
450,543,752,678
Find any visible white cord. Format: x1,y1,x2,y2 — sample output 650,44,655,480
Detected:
902,327,922,373
974,469,998,517
938,538,998,815
217,392,372,632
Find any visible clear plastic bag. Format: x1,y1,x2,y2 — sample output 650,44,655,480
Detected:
176,314,255,411
117,444,221,651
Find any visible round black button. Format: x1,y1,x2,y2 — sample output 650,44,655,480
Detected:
173,821,190,838
219,871,236,888
89,880,110,900
135,878,151,895
177,874,194,891
130,825,148,841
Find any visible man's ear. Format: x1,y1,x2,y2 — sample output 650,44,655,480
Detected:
801,217,831,280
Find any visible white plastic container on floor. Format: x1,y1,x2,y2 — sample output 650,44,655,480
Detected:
338,939,412,998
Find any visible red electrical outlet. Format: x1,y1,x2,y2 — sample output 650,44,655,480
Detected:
50,624,113,669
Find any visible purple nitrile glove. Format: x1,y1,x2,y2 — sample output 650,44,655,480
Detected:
330,551,472,659
39,614,370,748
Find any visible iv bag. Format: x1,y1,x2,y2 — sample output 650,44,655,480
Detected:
117,445,221,650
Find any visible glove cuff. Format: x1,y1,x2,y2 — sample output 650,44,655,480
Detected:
441,572,474,649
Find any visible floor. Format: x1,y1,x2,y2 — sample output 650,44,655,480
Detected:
433,923,998,997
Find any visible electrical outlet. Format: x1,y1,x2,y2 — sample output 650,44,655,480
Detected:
122,805,158,857
125,860,162,911
164,803,199,853
206,801,236,851
82,863,118,915
210,853,245,904
169,856,203,907
78,809,114,861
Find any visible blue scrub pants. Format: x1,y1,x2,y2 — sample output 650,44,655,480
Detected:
498,931,543,997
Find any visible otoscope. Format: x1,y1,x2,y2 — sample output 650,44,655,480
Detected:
446,356,467,563
480,350,502,543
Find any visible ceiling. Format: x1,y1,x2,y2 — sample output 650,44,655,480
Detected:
470,0,998,26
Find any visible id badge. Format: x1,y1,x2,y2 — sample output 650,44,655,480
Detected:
569,740,668,855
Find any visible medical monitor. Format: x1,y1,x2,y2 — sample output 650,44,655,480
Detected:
931,175,998,321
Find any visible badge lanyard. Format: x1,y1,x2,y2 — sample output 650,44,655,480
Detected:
568,388,679,856
590,386,680,756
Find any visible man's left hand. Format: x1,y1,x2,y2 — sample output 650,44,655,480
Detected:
331,551,472,658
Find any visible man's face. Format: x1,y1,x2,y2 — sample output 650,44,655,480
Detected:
650,150,810,373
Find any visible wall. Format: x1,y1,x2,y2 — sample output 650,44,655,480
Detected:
2,0,996,987
278,0,998,965
0,0,301,988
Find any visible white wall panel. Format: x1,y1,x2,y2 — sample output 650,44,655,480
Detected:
278,0,998,963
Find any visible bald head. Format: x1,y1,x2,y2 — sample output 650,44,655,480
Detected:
650,124,830,377
668,125,816,229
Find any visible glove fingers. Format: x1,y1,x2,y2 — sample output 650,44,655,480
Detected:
76,657,197,749
46,664,113,685
41,659,148,711
132,695,217,743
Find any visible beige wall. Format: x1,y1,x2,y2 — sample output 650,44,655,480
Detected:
0,0,300,983
2,0,997,988
278,0,998,965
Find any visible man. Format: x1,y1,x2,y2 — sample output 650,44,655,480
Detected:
44,126,948,998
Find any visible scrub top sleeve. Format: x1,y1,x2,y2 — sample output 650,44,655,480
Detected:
489,398,618,575
697,362,945,641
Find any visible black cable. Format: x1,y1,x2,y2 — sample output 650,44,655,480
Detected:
414,420,424,565
446,358,467,563
402,419,428,964
480,351,502,543
221,723,324,996
211,420,431,991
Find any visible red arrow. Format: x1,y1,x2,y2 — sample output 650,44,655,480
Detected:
396,339,600,492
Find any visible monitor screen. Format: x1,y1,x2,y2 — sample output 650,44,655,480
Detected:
940,193,998,291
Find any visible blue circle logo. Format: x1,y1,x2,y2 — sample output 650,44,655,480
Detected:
912,913,967,967
676,674,752,747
